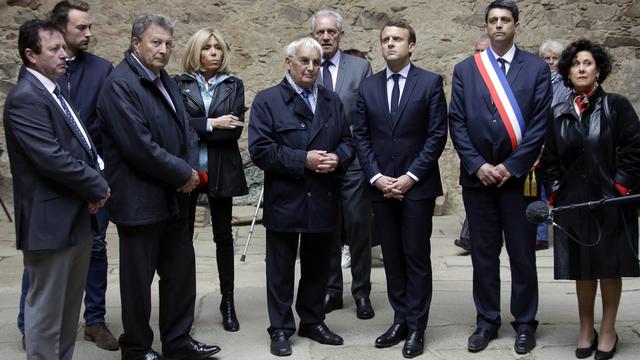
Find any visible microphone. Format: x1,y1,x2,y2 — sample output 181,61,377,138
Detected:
526,200,550,224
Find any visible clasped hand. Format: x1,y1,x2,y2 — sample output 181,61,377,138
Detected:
88,187,111,214
210,114,244,129
374,174,415,200
178,169,200,193
305,150,339,173
476,163,512,187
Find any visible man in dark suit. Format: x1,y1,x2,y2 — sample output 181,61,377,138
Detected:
449,0,551,354
310,9,375,320
352,19,447,358
249,37,354,357
15,1,119,351
97,14,219,360
3,19,109,359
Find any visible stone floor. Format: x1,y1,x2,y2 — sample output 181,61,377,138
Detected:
0,207,639,359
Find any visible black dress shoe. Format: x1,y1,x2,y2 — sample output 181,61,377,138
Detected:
514,328,536,354
454,237,471,252
163,338,220,359
323,293,343,314
594,334,618,360
402,330,424,358
142,350,164,360
270,331,292,357
298,322,343,345
375,323,408,348
467,328,497,353
575,329,598,358
220,294,239,332
355,297,375,319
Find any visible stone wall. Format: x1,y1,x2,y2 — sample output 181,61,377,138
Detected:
1,0,639,214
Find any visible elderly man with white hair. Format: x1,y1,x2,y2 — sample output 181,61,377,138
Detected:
249,37,354,357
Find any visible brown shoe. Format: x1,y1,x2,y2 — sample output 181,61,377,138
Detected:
84,323,119,351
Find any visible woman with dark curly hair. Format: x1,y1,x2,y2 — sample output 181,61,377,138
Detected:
541,39,640,360
175,28,248,332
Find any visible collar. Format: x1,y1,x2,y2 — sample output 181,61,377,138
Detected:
385,63,411,80
25,67,57,94
322,50,341,68
194,72,231,91
130,52,159,80
489,43,516,64
285,72,318,96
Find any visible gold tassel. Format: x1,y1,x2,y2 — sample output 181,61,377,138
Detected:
524,168,537,197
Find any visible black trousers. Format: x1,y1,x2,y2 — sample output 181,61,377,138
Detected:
327,166,372,300
372,197,435,331
463,185,539,333
188,193,235,295
117,218,196,358
266,230,331,336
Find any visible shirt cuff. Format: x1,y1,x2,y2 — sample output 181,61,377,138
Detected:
370,173,383,185
206,119,213,132
97,155,105,171
406,171,419,182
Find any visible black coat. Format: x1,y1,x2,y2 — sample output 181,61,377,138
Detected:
541,88,640,279
98,52,198,226
248,79,354,233
175,73,248,198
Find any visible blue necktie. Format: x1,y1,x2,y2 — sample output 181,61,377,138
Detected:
301,90,313,113
497,58,507,75
391,73,400,117
322,60,333,91
53,86,93,157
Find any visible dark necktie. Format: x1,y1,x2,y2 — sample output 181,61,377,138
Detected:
391,73,400,117
301,90,313,113
497,58,507,75
53,86,93,156
322,60,333,91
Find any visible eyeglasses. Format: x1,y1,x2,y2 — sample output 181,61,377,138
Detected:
288,56,321,68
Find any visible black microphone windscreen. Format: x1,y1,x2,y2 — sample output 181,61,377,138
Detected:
526,200,549,224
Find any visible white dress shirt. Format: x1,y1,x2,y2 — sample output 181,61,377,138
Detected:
488,43,516,74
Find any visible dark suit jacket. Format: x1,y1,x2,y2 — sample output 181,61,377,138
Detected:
3,67,109,250
175,73,248,198
248,79,354,233
98,52,198,226
353,64,448,201
449,47,552,188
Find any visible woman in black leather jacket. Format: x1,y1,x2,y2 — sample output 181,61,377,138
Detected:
176,28,248,332
541,39,640,360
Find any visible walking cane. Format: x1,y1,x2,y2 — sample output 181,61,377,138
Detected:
240,186,263,262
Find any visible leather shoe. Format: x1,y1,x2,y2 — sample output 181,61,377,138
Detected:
323,292,343,314
467,327,497,352
270,331,292,357
454,237,471,252
514,328,536,354
298,322,343,345
594,334,618,360
84,323,119,350
402,330,424,358
375,323,408,348
142,350,164,360
163,338,220,359
355,297,375,319
575,328,598,358
220,294,239,332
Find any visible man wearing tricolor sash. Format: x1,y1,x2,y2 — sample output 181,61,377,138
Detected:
449,0,551,355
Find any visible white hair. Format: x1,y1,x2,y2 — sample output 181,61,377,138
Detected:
285,37,323,59
539,39,565,56
310,9,344,33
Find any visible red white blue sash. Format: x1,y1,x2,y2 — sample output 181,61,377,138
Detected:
473,49,525,150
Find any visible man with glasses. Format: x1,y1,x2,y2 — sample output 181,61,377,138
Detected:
249,37,354,357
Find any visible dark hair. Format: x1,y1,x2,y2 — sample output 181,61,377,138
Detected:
18,19,61,65
485,0,519,23
557,39,612,88
380,19,416,45
50,0,90,31
343,48,367,59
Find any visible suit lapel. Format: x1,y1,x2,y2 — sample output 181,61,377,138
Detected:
307,90,331,146
24,73,95,158
506,47,523,86
334,54,347,95
393,64,417,129
377,72,393,128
